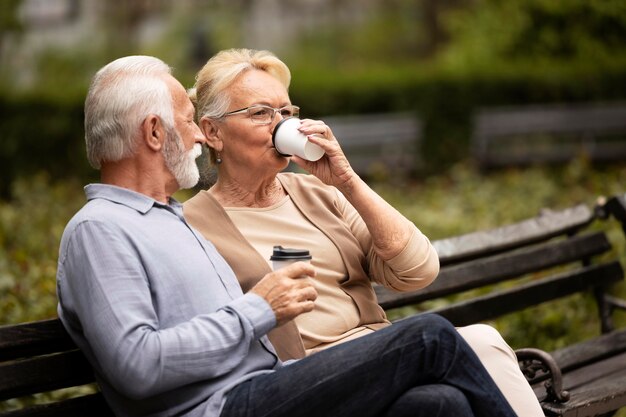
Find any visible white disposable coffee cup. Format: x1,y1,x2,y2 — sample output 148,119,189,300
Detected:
272,117,325,162
270,245,312,271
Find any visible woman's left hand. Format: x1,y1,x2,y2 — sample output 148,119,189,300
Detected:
292,119,357,189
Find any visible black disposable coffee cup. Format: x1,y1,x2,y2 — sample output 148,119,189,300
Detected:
270,245,312,270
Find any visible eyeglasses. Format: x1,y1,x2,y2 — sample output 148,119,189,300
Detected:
222,104,300,125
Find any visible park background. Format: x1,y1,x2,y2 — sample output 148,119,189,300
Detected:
1,0,626,413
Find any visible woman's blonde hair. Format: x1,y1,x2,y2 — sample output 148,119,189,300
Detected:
189,48,291,122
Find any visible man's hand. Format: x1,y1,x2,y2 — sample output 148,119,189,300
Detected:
250,262,318,326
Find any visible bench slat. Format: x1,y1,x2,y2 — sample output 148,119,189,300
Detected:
433,204,595,265
559,351,626,393
473,103,626,137
530,352,626,399
377,232,611,310
0,393,112,417
521,330,626,387
471,103,626,168
430,262,623,326
550,328,626,374
0,320,75,362
540,357,626,417
0,351,95,401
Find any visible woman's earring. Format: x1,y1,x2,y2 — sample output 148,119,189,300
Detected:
216,152,222,164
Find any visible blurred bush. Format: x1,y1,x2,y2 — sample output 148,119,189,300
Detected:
290,60,626,171
0,173,84,324
0,93,96,198
2,61,625,199
1,0,625,198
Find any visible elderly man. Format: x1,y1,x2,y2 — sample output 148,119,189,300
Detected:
56,55,515,417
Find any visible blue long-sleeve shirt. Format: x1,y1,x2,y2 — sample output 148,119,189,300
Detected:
56,184,281,417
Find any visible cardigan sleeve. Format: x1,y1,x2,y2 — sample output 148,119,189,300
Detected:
334,189,439,292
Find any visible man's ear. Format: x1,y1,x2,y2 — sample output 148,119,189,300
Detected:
200,117,223,152
142,115,164,152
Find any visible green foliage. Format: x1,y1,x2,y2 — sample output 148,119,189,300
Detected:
286,0,429,68
0,94,96,198
1,0,626,192
439,0,626,67
1,385,98,414
290,60,626,173
0,0,22,34
29,48,101,100
5,59,624,198
0,174,84,325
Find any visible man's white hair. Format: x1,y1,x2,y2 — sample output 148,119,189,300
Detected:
84,55,175,169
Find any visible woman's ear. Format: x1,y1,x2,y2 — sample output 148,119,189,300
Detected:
142,115,164,152
200,117,223,152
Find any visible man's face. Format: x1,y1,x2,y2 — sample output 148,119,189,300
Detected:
162,75,205,189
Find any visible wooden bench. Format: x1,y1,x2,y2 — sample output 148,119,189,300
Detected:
376,194,626,417
0,319,112,417
287,112,422,178
471,102,626,168
2,196,626,416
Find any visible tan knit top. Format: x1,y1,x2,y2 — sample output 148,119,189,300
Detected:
183,173,439,359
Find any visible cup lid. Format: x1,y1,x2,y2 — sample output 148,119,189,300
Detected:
270,245,312,261
271,117,298,157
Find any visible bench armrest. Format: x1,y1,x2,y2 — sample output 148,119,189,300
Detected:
515,348,570,403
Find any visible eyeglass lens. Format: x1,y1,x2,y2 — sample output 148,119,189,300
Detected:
249,106,299,123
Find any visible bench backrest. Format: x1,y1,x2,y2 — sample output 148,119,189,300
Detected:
0,319,113,416
471,102,626,168
376,198,624,332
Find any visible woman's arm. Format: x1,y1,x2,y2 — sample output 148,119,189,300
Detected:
338,188,439,291
336,175,414,259
294,119,426,260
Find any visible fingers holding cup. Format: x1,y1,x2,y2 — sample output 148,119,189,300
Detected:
272,118,325,161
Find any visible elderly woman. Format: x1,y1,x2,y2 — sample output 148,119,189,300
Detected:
184,48,543,416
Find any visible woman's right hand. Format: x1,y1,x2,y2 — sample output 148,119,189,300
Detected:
292,119,358,191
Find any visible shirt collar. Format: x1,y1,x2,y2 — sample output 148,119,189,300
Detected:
85,184,181,214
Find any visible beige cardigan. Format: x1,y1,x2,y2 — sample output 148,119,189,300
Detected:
184,173,390,360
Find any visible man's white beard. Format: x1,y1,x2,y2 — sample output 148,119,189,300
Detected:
163,127,202,190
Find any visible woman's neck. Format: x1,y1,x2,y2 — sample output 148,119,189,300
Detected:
210,174,285,208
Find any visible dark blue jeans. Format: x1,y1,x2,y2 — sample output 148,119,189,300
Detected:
221,314,515,417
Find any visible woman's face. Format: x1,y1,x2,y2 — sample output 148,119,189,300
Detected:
218,69,292,177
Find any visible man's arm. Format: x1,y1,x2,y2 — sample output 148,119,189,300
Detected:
58,220,314,399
